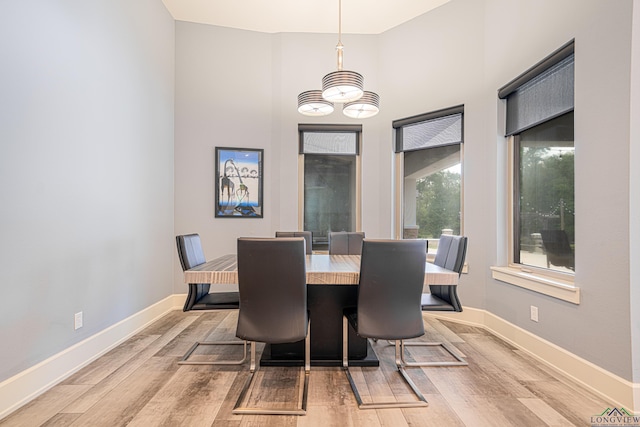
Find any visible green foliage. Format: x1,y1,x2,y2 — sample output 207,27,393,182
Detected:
520,147,575,242
415,170,461,238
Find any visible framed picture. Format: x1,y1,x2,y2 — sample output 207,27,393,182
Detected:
215,147,264,218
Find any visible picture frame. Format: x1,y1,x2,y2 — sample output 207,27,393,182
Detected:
214,147,264,218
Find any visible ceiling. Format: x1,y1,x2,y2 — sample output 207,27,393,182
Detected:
161,0,451,35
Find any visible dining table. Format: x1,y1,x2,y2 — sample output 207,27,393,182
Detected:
184,253,459,367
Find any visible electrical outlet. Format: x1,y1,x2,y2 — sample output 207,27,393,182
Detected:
530,305,539,322
74,312,83,330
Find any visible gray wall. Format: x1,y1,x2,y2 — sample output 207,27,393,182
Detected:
174,0,638,381
0,0,175,383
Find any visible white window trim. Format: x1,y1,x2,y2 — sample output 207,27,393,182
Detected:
491,136,580,305
490,266,579,304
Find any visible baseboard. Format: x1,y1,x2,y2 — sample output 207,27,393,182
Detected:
429,308,639,413
0,294,186,420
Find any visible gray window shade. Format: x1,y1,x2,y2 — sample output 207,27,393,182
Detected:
393,105,464,153
302,132,357,154
500,41,574,136
298,124,361,155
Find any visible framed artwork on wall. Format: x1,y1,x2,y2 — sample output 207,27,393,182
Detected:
214,147,264,218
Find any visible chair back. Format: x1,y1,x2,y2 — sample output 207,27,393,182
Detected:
176,234,211,310
540,229,575,270
176,234,206,271
427,235,467,312
433,235,453,268
356,239,426,340
328,231,365,255
236,237,308,343
275,231,313,254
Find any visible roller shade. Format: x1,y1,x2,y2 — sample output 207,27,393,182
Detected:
499,40,574,136
393,105,464,153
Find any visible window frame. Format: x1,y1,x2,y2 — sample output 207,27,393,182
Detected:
392,106,465,253
491,41,580,304
297,124,362,242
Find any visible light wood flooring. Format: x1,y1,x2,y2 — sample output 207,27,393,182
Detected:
1,310,611,426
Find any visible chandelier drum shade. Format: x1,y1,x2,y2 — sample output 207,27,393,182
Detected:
297,0,379,118
322,70,364,103
298,90,335,116
343,91,380,119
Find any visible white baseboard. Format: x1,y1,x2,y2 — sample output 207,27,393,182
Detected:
1,297,637,418
0,294,186,420
429,308,639,413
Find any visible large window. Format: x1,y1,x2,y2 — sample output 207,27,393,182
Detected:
494,39,577,301
393,106,464,253
298,124,361,251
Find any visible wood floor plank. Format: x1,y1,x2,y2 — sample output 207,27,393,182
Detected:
60,334,161,386
442,393,547,427
60,317,193,414
127,370,237,427
63,364,175,426
0,385,91,427
401,394,466,427
518,398,575,426
1,310,616,427
299,404,382,427
307,367,355,406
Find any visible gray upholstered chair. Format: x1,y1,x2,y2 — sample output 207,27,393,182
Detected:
540,229,575,271
328,231,365,255
275,230,313,254
343,239,428,409
404,234,468,366
176,234,247,365
233,237,310,415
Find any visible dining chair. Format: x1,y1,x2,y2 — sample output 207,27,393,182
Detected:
328,231,365,255
176,234,247,365
275,230,313,254
233,237,310,415
402,234,468,367
540,229,575,271
343,239,429,409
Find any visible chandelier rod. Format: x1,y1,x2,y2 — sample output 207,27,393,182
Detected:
336,0,343,71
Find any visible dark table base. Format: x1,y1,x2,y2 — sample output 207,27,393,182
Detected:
259,284,379,367
260,340,379,367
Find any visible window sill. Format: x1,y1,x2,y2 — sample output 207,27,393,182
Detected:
490,266,580,304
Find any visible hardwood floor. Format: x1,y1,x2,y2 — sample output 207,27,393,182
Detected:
0,310,610,426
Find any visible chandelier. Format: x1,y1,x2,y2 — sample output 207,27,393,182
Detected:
297,0,380,119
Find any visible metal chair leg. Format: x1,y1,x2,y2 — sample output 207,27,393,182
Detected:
342,316,428,409
400,339,468,366
178,339,248,365
233,322,310,415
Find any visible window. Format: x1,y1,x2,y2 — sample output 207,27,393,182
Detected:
515,112,574,273
393,106,464,254
298,124,361,251
492,40,579,304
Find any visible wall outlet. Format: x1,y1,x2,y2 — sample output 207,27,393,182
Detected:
530,305,539,322
74,311,83,330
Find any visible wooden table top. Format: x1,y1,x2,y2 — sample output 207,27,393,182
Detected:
184,254,459,286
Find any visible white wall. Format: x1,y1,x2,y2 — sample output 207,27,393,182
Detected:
0,0,175,383
174,0,637,382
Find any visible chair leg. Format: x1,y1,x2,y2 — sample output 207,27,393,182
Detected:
342,316,428,409
400,340,468,367
233,322,310,416
178,339,248,365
